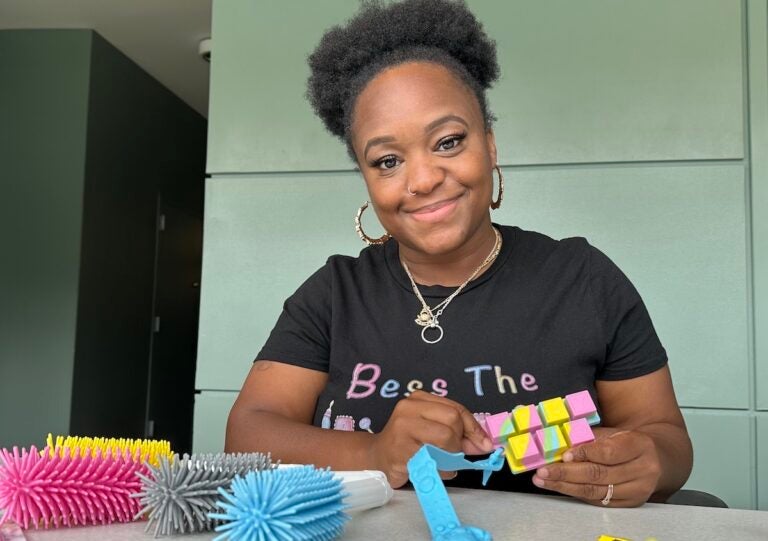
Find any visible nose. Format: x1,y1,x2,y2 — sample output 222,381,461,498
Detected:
406,156,446,195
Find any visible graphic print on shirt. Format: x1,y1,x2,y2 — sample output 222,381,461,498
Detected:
344,362,539,400
319,400,373,433
320,400,334,429
319,362,541,434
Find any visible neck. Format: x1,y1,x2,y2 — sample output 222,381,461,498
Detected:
399,220,498,287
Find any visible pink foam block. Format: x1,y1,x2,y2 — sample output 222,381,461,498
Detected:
484,412,515,444
564,390,598,420
563,418,595,447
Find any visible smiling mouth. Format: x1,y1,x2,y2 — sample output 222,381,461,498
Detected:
408,195,462,223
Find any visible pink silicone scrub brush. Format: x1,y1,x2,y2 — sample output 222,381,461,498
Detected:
0,444,149,529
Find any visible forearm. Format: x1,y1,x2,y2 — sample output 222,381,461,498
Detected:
226,407,374,470
636,422,693,500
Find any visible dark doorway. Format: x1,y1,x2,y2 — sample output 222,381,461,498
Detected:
145,197,203,453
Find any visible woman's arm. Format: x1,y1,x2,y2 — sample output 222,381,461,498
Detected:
531,366,693,506
594,365,693,499
226,360,493,487
226,361,371,467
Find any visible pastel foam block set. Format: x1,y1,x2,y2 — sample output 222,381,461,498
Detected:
482,390,601,474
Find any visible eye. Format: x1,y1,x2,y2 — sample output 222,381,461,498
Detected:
436,133,466,152
374,155,400,170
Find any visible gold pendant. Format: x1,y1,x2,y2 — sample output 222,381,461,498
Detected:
415,309,432,327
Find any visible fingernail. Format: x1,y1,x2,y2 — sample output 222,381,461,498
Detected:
532,476,545,487
537,467,549,479
563,451,574,462
482,437,493,450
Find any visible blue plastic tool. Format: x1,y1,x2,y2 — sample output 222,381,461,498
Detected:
407,445,504,541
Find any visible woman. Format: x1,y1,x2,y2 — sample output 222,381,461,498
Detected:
226,0,692,507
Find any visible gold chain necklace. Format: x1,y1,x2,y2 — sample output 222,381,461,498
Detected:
401,227,502,344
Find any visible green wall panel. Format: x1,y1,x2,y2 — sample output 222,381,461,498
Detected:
207,0,743,174
196,173,370,390
682,409,754,510
759,415,768,510
476,0,744,165
496,164,749,409
0,30,92,448
206,0,358,173
757,413,768,511
193,391,237,454
749,0,768,410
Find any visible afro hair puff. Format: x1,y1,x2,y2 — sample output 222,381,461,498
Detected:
306,0,499,147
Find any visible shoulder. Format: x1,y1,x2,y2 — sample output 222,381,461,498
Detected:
323,243,386,276
502,225,592,270
303,243,390,293
499,226,632,292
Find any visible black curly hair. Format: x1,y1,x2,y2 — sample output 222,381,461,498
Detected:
306,0,499,160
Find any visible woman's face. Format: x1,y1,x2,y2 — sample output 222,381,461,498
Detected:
350,61,497,257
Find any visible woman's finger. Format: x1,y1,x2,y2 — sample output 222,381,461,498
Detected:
532,477,650,507
534,458,642,486
563,431,644,465
408,391,493,453
591,427,627,440
404,416,466,452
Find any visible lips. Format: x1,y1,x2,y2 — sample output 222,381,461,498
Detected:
408,195,462,223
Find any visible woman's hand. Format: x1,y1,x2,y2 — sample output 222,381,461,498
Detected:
531,428,662,507
368,390,494,488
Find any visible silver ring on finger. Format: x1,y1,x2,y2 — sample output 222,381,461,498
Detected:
601,483,614,506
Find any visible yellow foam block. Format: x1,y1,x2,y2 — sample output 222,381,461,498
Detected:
538,397,569,425
511,404,543,432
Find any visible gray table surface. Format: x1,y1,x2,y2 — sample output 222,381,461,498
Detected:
22,488,768,541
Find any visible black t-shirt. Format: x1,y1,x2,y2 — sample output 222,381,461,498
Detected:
256,225,667,491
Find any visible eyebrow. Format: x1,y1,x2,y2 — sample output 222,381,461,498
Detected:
363,135,396,157
425,114,469,133
362,114,470,158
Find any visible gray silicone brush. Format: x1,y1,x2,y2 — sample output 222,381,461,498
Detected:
133,452,275,537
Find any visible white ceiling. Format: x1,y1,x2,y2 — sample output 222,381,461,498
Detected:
0,0,212,117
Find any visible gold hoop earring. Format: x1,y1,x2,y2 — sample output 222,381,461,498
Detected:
354,201,392,245
491,165,504,210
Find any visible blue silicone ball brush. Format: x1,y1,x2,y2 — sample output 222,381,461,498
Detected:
210,465,392,541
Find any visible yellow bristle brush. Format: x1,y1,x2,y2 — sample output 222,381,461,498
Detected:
44,434,173,466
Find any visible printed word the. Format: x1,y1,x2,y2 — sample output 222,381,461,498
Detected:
464,364,538,396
